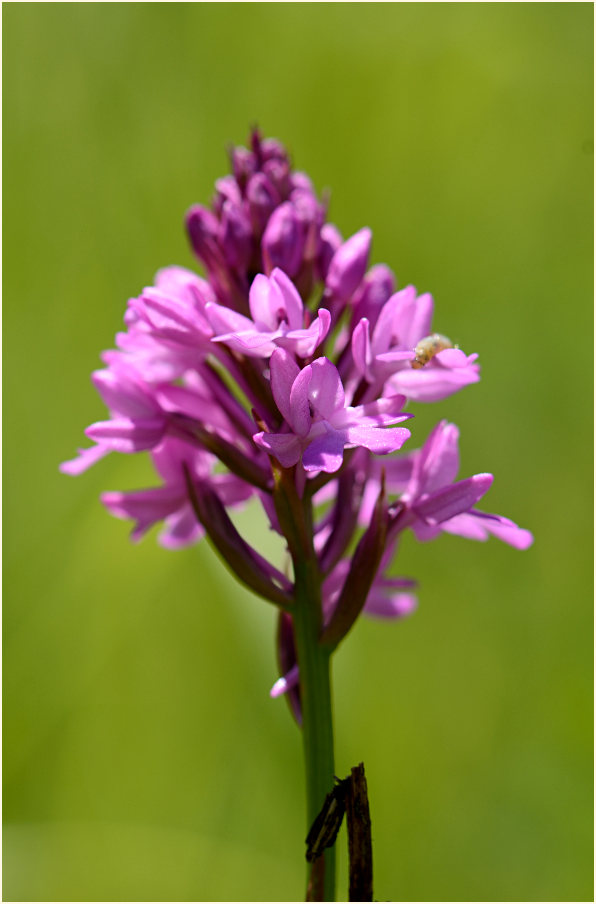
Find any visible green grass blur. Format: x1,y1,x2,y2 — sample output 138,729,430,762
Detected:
3,4,593,901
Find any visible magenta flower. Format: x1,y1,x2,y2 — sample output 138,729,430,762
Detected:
60,357,168,474
104,266,216,387
82,361,168,455
387,346,480,403
360,420,533,550
207,267,330,358
352,284,480,401
85,365,233,453
126,266,214,352
62,352,263,480
101,437,253,549
253,348,412,472
398,420,494,538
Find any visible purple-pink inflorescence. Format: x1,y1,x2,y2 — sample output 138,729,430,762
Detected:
61,130,532,714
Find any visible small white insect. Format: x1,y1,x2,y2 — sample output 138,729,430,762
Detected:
411,333,454,369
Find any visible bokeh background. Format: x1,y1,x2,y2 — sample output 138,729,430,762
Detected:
3,4,593,902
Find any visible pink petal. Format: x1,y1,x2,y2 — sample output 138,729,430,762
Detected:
60,444,111,475
154,266,215,305
270,664,300,698
302,429,345,473
156,385,233,437
101,485,184,541
371,286,417,355
253,431,302,468
351,317,372,380
375,349,417,364
478,516,534,549
342,394,410,427
205,302,254,337
415,473,493,524
214,472,255,507
344,424,411,454
410,420,460,497
434,348,470,367
271,268,304,330
139,289,212,342
307,357,345,418
151,437,210,484
404,292,434,348
91,369,158,419
288,365,314,436
270,348,301,426
389,364,480,402
443,510,534,549
85,417,166,453
439,512,490,541
159,505,204,549
248,273,280,330
212,329,279,356
326,227,372,301
279,308,330,357
364,590,418,619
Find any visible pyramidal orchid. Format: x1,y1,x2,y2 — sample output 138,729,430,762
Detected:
61,130,532,902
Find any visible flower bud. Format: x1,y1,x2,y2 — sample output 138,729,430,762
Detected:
231,145,257,189
212,175,242,217
352,264,396,326
215,175,241,204
185,204,221,269
290,188,325,261
317,223,343,281
186,205,247,310
246,172,281,236
263,157,291,198
325,227,372,303
261,137,289,163
219,200,253,272
262,201,305,277
290,171,314,193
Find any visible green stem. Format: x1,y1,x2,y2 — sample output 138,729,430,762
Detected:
293,557,336,902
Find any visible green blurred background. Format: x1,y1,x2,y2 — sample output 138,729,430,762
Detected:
3,4,593,901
